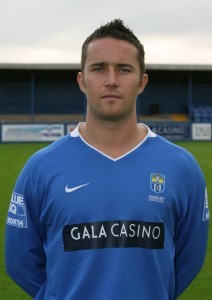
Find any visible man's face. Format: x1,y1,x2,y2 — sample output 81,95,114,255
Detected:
77,37,148,122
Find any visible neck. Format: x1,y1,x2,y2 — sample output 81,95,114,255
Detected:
79,115,147,159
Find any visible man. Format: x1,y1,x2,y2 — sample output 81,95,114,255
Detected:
5,19,209,299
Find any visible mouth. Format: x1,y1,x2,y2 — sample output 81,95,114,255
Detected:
101,94,121,100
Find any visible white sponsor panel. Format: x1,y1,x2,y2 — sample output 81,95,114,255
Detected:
192,123,211,140
203,188,210,221
2,124,64,142
7,192,27,228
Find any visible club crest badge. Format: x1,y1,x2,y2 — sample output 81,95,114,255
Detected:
150,173,165,194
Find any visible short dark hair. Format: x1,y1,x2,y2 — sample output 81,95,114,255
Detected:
81,19,145,74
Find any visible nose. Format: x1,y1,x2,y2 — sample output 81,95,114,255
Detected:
105,68,119,87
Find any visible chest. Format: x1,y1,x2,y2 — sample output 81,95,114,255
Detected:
39,156,179,227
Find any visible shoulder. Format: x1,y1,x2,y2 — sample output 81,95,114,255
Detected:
144,124,199,166
30,134,69,160
154,135,195,159
20,134,74,174
153,135,204,180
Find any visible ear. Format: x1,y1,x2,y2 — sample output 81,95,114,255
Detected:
77,72,86,93
138,73,148,95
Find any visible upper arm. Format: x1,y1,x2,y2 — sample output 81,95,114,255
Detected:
5,159,47,297
174,162,209,298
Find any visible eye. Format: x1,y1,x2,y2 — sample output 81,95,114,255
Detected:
119,68,131,74
91,66,104,73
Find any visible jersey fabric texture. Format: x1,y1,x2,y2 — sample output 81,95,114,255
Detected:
5,124,209,300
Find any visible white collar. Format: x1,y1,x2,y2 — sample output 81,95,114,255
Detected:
70,122,156,161
71,122,156,138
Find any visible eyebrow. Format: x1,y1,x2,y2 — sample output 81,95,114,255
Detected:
89,62,135,69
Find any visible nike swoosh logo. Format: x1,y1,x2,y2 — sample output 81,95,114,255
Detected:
65,183,89,193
